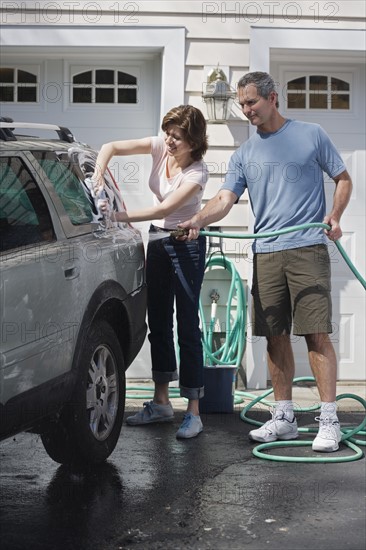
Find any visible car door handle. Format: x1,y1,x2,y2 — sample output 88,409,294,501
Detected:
63,266,80,280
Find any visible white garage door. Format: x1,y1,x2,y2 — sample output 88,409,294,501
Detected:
272,59,366,380
0,52,160,205
1,51,162,378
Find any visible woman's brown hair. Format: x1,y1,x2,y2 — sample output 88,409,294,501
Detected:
161,105,208,161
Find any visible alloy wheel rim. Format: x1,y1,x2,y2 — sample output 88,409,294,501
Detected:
86,345,119,441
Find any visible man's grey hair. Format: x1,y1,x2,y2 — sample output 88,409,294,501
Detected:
237,72,279,108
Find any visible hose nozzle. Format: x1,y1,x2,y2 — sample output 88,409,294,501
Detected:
170,228,189,238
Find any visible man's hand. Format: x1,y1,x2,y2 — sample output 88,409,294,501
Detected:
177,219,201,240
324,170,352,241
323,215,342,241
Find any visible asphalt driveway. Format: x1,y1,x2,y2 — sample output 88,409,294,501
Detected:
0,401,365,550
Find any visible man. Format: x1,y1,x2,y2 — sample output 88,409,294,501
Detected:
180,71,352,452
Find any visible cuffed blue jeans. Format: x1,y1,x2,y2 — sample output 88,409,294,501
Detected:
146,226,206,400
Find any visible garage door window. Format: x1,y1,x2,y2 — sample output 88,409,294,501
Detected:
72,69,137,104
0,68,38,103
286,75,350,110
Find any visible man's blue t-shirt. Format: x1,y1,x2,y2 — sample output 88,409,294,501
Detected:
221,119,346,253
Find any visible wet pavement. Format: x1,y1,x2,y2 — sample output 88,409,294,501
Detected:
0,393,365,550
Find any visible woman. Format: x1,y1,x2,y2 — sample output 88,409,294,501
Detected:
93,105,208,439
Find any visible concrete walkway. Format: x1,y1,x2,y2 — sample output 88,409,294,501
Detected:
126,379,366,412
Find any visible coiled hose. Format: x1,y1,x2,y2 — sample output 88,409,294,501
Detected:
200,252,246,369
127,222,366,462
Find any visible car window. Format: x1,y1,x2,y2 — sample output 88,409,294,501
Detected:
32,150,93,225
0,156,55,252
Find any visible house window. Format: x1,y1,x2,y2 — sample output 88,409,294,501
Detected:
72,69,137,104
287,75,350,110
0,68,38,103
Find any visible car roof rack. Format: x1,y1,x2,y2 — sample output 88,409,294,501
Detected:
0,121,76,143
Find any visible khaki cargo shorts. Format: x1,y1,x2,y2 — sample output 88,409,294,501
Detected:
251,244,332,336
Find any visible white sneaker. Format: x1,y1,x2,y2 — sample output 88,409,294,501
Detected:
126,401,174,425
312,416,342,452
249,411,298,443
176,413,203,439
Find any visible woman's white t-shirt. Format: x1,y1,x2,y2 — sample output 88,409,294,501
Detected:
149,136,208,229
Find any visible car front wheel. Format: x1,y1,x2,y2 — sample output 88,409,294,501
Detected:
41,319,126,465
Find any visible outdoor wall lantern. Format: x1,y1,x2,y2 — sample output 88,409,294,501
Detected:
202,66,236,123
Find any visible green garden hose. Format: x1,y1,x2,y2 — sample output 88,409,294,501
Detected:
200,253,246,369
127,222,365,462
239,377,366,463
200,222,365,289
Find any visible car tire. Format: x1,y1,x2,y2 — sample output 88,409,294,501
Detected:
41,319,126,465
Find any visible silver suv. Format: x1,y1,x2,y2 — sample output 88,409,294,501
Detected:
0,120,147,464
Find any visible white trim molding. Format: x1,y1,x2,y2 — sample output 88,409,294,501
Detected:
250,27,366,74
